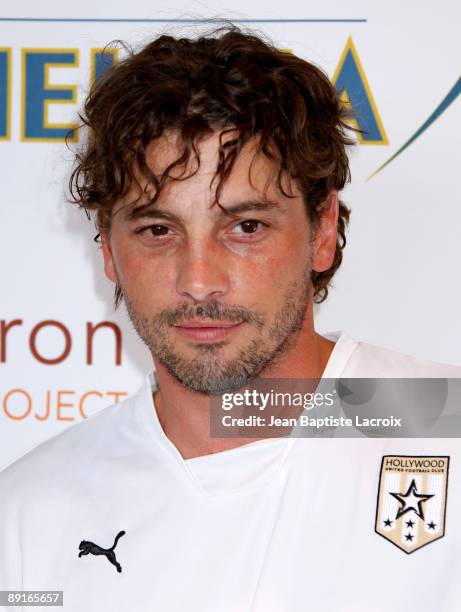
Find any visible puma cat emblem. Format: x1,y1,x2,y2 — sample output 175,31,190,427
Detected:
78,530,126,573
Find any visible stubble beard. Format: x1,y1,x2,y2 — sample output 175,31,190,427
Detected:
123,265,313,395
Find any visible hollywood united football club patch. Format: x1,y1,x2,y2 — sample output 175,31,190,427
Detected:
375,455,449,554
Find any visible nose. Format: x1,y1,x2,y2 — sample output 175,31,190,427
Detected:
176,239,230,303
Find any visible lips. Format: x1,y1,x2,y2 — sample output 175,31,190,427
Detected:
173,320,244,342
174,320,242,328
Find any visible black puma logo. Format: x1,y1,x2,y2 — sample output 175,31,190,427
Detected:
78,530,126,573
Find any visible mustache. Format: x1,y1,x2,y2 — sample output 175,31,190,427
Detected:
154,300,266,329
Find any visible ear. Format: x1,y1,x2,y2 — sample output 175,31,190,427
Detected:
98,212,118,284
312,190,339,273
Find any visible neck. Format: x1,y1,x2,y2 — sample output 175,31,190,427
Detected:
151,319,335,460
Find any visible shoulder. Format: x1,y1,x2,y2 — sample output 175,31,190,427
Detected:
0,388,140,503
344,336,461,378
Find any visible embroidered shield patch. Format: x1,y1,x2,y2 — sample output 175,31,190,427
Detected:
375,455,449,554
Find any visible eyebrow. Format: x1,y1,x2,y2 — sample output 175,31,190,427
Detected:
126,198,282,223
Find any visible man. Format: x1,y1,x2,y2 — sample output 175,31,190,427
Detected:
1,25,460,611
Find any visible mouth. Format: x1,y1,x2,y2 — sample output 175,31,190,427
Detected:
172,320,244,342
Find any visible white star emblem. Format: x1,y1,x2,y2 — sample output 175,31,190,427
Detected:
390,479,434,521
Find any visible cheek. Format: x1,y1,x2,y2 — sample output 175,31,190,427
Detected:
112,241,174,307
231,242,310,298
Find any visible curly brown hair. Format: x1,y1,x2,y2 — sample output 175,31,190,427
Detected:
69,24,355,308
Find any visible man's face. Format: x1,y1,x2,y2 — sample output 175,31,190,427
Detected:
102,131,337,394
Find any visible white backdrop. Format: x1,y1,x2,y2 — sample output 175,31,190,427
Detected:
1,0,460,468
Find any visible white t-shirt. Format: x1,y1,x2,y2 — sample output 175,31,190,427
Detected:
1,330,460,611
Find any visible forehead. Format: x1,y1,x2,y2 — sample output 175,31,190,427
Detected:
117,130,301,214
147,130,270,180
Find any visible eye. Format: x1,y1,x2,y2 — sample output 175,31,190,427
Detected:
136,224,172,238
233,219,266,235
148,224,170,236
